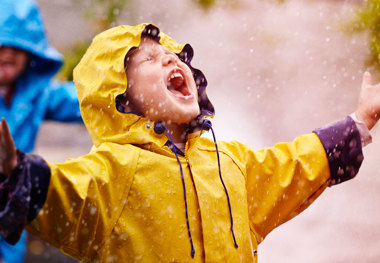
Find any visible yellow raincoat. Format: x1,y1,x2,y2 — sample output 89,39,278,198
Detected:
26,24,332,262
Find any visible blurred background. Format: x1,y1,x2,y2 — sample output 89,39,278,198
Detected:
28,0,380,262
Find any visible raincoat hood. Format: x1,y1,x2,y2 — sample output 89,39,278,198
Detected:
73,24,214,147
0,0,63,83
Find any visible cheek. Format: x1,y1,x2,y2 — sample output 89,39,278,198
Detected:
144,92,168,114
0,64,20,82
135,84,168,116
15,53,28,72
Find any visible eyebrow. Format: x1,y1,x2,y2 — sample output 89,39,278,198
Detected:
124,42,178,68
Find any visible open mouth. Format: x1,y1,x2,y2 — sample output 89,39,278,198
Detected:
0,61,17,78
0,60,15,67
166,69,194,100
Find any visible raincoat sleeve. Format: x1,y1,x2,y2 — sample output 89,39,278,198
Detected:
25,143,138,260
0,150,51,245
45,81,82,122
242,116,363,243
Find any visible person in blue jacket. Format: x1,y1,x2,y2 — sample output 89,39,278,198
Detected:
0,0,82,262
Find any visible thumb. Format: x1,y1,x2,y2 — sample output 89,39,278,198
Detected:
362,71,372,87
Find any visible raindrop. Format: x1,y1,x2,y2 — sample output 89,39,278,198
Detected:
90,206,97,215
119,232,128,240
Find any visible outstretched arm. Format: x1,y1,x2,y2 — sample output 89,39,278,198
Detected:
45,81,82,122
244,73,380,243
0,119,51,244
0,123,136,259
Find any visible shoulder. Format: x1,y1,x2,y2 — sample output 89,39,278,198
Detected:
196,137,251,167
197,137,250,153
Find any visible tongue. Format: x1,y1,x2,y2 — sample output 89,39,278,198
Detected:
168,76,184,90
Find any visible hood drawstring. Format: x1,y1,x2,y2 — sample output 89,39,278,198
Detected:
201,119,239,249
153,120,238,259
154,122,196,258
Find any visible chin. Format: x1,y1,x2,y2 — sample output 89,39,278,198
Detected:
151,104,200,125
161,113,196,125
176,111,200,124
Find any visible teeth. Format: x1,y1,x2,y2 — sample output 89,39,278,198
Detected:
170,72,183,80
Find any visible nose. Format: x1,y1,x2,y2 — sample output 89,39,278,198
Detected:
162,53,177,66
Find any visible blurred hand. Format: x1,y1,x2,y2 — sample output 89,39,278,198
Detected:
0,118,17,176
355,72,380,130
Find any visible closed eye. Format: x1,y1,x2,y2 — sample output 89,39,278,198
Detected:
164,50,175,56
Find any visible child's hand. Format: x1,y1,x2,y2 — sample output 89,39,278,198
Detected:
0,118,17,176
355,72,380,130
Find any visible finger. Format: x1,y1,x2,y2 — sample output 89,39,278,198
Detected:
0,119,6,164
362,71,372,86
0,118,4,147
1,118,15,153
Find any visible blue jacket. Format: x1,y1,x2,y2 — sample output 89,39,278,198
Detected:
0,0,82,153
0,0,82,262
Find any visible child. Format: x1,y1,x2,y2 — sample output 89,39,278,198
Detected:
0,0,82,262
0,23,379,262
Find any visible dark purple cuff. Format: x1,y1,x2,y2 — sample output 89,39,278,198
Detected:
0,150,50,244
313,116,364,186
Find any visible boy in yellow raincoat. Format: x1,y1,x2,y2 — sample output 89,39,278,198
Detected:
1,23,380,262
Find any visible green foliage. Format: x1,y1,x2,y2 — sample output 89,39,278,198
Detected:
56,41,89,81
74,0,132,31
352,0,380,71
194,0,240,10
197,0,217,9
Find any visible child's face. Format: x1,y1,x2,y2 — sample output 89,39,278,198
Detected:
124,37,200,124
0,46,28,86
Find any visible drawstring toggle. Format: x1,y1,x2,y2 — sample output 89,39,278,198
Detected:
154,122,166,134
